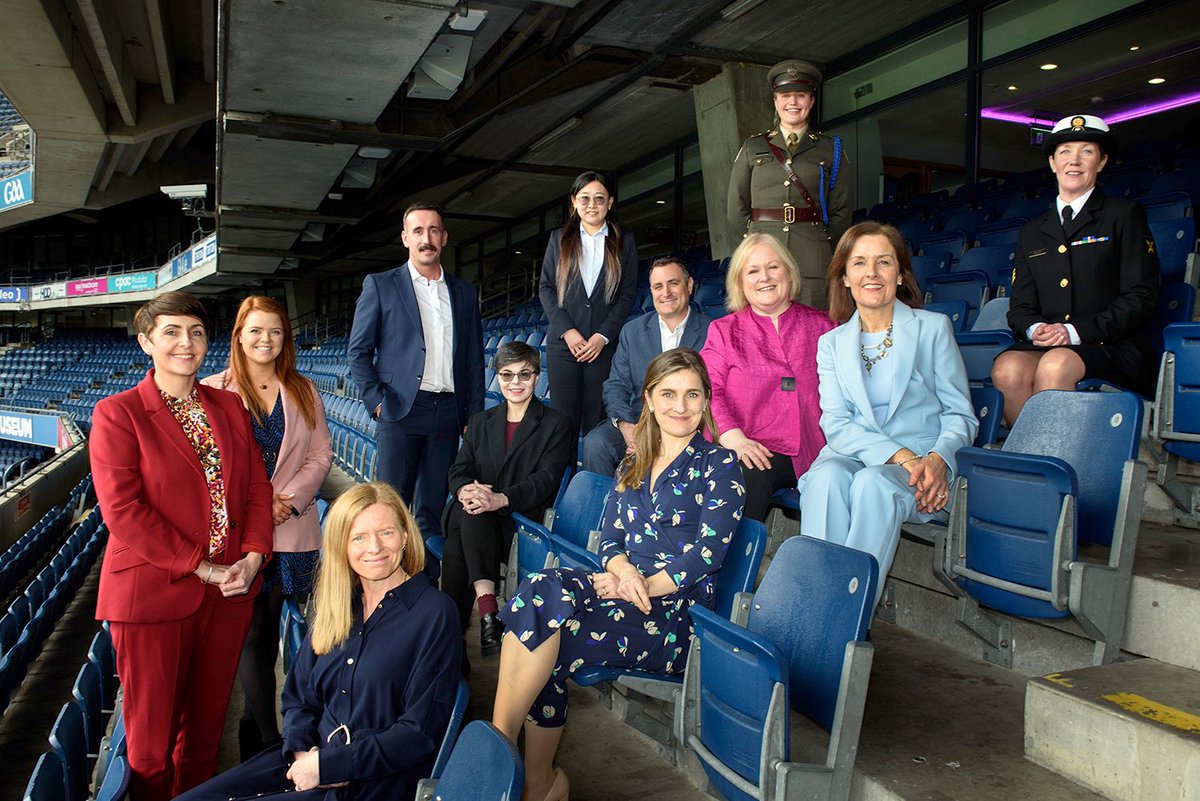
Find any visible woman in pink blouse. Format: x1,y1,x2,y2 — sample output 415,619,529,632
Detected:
700,233,834,521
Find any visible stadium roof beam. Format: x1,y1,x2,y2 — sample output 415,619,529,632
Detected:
221,112,444,152
144,0,177,105
75,0,139,126
219,205,361,226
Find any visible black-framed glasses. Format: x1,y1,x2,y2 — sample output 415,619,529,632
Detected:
499,369,536,383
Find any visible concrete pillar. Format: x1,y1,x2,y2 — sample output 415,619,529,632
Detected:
693,62,773,260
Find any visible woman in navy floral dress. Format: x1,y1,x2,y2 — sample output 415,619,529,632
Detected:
493,348,745,801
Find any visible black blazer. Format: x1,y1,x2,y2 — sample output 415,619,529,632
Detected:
443,398,574,530
1008,189,1159,369
538,225,639,344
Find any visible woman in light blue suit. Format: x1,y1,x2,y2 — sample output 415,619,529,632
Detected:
799,222,977,601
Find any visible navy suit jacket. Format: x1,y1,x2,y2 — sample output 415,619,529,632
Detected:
348,262,484,427
602,307,714,423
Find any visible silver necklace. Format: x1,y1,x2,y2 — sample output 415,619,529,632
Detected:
861,322,893,374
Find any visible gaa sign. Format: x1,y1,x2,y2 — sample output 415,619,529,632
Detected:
0,170,33,212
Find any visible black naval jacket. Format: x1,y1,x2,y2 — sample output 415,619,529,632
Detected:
1008,189,1159,372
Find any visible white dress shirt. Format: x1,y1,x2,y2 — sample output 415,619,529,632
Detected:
579,222,609,298
1026,187,1095,346
658,309,690,352
409,262,455,393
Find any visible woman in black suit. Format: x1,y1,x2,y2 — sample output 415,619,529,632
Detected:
441,341,574,655
992,114,1159,425
539,171,638,441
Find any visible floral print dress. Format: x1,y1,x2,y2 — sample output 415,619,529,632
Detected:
499,432,745,727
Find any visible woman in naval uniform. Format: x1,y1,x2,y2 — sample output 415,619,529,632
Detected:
991,114,1159,425
727,59,854,310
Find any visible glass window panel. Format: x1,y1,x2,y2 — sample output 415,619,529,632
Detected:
982,0,1141,61
682,143,702,176
483,230,507,256
620,154,674,200
619,185,675,258
825,21,968,121
543,204,564,229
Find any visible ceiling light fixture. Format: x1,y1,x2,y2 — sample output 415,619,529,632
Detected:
1040,63,1058,71
1007,85,1019,91
1148,77,1166,85
1129,45,1140,51
720,0,771,21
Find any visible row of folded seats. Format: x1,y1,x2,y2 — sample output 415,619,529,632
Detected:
321,391,378,482
24,626,127,801
1,502,107,717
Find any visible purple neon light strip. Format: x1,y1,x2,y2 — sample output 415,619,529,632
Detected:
982,91,1200,126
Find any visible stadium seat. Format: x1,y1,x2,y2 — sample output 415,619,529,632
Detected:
542,471,614,570
280,596,307,674
1148,217,1197,283
922,300,969,333
957,245,1015,296
678,536,876,801
415,677,470,801
71,662,104,755
918,230,968,259
910,251,952,293
87,629,117,714
48,702,88,801
1139,191,1192,222
933,390,1146,665
972,297,1010,332
426,721,523,801
94,755,130,801
954,330,1014,387
1150,323,1200,527
924,271,988,328
971,386,1005,447
23,751,66,801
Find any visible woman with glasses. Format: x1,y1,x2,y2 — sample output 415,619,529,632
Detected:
539,170,638,442
441,341,573,657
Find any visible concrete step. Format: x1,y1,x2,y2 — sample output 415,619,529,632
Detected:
672,621,1107,801
1025,658,1200,801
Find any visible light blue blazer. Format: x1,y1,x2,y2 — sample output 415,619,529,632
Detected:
803,301,978,480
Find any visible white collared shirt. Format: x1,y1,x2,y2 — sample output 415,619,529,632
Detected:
657,309,690,352
579,222,609,297
408,262,455,393
1026,188,1096,345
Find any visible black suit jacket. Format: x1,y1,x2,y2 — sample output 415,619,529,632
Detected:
348,262,484,426
538,225,639,344
444,398,574,529
1008,189,1159,372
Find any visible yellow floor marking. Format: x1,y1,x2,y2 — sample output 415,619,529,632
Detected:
1102,693,1200,733
1042,673,1074,688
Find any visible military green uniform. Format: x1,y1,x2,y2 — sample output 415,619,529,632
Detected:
727,127,854,310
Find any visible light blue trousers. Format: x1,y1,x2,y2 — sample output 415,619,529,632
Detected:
799,455,936,606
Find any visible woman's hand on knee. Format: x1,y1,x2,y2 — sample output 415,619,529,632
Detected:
287,748,321,792
908,452,950,514
590,572,618,599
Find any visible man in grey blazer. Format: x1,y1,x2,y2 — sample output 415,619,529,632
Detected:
581,257,714,476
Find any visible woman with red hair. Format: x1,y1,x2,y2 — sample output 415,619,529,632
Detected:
203,295,333,759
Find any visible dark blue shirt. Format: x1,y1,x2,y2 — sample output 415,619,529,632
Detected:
281,572,462,800
251,396,286,479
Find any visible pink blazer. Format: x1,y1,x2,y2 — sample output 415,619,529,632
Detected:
700,303,834,477
202,370,333,552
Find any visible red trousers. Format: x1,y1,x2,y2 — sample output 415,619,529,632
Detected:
111,585,254,801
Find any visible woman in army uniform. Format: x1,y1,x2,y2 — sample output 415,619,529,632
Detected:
991,114,1159,425
727,59,854,310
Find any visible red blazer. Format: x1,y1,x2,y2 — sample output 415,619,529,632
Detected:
91,371,275,623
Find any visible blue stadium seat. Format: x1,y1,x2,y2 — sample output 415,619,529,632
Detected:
679,536,876,801
924,272,988,328
910,251,951,294
280,596,307,674
94,755,130,801
428,721,523,801
71,661,104,754
922,300,969,333
918,230,968,259
49,702,89,801
1150,323,1200,525
933,390,1146,664
542,471,614,571
1139,191,1192,222
415,677,471,801
1148,217,1197,283
955,330,1014,387
957,245,1015,296
88,628,117,714
972,297,1011,332
23,751,66,801
970,386,1005,447
508,513,557,591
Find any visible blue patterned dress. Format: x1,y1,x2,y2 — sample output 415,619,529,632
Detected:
500,433,745,727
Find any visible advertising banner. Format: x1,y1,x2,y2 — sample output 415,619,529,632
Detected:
0,409,60,448
0,170,33,213
66,278,108,297
0,287,28,303
110,271,157,293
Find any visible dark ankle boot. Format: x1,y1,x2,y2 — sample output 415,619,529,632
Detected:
479,612,505,656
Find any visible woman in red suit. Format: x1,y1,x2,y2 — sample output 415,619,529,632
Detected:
90,291,274,801
202,295,333,759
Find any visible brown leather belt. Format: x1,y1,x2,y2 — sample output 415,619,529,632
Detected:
751,206,820,224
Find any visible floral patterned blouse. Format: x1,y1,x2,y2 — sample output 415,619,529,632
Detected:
161,387,229,556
